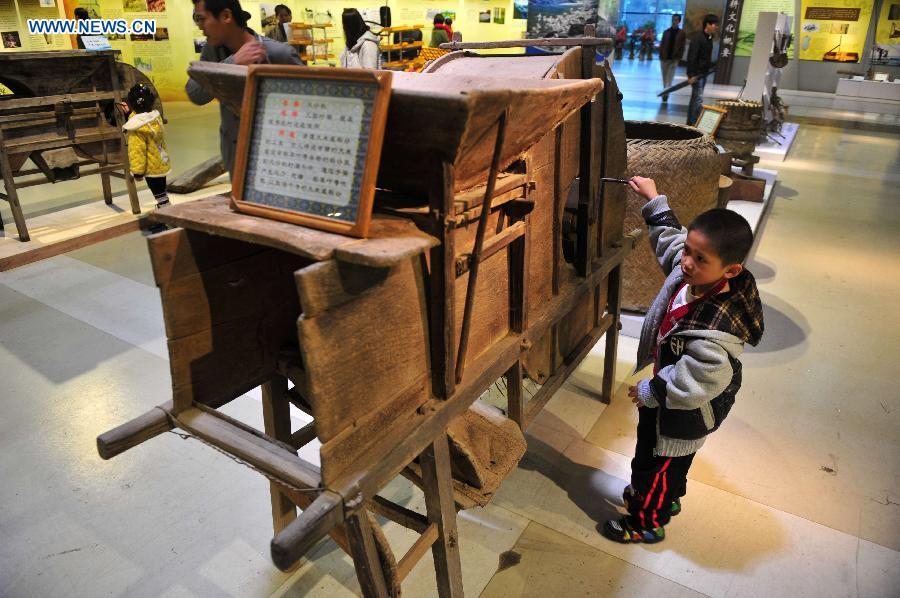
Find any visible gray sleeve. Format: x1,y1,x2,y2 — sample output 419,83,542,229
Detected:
185,44,219,105
641,195,686,276
266,40,303,65
360,40,379,69
651,338,733,411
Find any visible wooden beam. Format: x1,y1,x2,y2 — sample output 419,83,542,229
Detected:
419,435,464,598
96,401,175,460
270,490,344,571
369,495,429,534
345,512,391,598
262,375,298,535
396,523,439,582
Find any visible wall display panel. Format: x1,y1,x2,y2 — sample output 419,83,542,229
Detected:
0,0,68,52
874,0,900,65
527,0,618,38
735,0,794,57
798,0,873,63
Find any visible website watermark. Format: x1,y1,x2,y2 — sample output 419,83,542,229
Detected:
26,19,157,36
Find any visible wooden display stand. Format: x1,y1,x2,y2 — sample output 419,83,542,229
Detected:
97,30,633,598
379,25,425,70
287,23,335,64
0,51,140,242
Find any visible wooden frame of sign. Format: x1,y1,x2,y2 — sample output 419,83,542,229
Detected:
694,104,728,137
231,64,392,238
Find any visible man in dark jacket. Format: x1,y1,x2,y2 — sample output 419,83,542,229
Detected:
685,14,718,125
187,0,302,177
659,14,685,102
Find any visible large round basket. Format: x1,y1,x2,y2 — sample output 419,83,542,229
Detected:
714,99,764,158
623,121,720,312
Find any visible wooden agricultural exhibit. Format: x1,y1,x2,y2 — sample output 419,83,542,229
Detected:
97,34,638,597
0,50,161,243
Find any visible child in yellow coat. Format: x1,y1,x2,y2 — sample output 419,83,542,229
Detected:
123,83,171,209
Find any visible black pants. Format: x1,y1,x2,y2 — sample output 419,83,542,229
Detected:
626,406,695,529
145,176,168,204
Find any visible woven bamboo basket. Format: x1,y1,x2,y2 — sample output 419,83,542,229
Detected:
623,121,720,312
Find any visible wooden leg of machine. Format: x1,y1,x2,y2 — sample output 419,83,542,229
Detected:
346,511,390,598
601,265,622,404
419,434,464,598
0,139,29,242
124,169,140,214
505,360,525,430
261,375,298,534
101,172,113,205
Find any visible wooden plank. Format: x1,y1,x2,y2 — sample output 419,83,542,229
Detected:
428,161,457,399
0,90,119,110
452,173,527,211
345,512,391,598
262,375,298,534
293,260,391,318
175,406,321,490
147,228,267,289
157,247,306,340
319,376,428,484
396,523,439,582
152,195,436,267
419,434,464,598
479,220,524,263
96,400,174,460
525,314,614,427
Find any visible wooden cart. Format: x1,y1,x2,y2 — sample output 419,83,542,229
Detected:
0,51,158,241
97,35,637,597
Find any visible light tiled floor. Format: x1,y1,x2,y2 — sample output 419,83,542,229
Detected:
2,71,899,597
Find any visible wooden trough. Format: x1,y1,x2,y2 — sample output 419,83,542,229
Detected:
97,35,637,597
0,50,160,242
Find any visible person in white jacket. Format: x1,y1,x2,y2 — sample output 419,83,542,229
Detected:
339,8,379,69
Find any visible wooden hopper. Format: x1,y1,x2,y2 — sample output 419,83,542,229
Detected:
97,40,637,597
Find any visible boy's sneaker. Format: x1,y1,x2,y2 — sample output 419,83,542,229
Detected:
670,498,681,517
602,517,665,544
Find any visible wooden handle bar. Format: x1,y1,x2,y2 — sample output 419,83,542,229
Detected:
96,401,174,460
270,490,344,570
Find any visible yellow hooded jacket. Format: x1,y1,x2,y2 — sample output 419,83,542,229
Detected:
123,110,171,177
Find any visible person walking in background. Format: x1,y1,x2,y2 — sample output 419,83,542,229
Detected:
429,13,449,48
339,8,379,69
264,4,292,43
443,17,453,40
659,14,685,102
74,7,89,49
640,25,655,61
686,14,718,125
186,0,302,177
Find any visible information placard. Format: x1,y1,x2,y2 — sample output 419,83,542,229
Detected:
694,105,728,136
231,65,392,237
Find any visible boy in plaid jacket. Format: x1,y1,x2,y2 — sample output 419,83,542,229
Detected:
603,176,764,544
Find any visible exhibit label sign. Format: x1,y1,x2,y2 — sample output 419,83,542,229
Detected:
231,65,392,238
799,0,874,63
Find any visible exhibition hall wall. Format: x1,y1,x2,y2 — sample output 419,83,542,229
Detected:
727,0,899,93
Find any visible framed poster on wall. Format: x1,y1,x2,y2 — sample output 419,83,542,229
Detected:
799,0,874,63
231,65,392,238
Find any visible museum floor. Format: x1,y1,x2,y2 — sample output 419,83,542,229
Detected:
1,59,899,597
